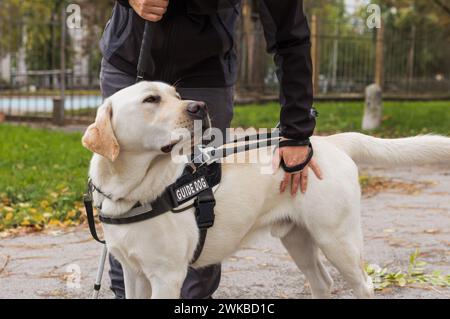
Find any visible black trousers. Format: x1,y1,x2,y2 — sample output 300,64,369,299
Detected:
100,59,234,299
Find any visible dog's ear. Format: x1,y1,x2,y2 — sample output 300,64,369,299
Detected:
82,99,120,162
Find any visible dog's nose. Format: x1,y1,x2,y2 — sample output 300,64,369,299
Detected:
186,101,207,119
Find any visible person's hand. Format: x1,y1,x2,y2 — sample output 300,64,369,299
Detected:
129,0,169,22
272,141,323,196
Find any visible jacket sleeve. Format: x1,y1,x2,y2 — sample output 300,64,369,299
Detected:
258,0,316,141
117,0,131,8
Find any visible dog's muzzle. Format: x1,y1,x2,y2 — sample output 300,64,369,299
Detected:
186,101,207,119
161,102,210,154
186,101,210,129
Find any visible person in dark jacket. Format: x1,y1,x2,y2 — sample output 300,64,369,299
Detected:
100,0,322,299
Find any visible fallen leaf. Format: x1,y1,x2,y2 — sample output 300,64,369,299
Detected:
424,229,440,234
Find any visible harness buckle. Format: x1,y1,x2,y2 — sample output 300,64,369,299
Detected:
194,191,216,229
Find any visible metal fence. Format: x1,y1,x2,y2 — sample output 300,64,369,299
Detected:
0,3,449,125
0,4,102,124
1,73,101,123
237,13,450,99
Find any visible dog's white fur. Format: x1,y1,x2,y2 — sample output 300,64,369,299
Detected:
82,82,450,299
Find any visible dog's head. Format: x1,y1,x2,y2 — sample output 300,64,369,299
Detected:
82,81,209,161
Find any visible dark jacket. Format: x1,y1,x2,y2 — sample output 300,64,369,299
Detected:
101,0,315,140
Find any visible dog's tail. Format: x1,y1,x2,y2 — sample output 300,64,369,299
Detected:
325,132,450,167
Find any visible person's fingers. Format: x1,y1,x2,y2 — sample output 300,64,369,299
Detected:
149,0,169,7
131,0,169,21
144,6,167,15
309,159,323,180
142,0,169,8
300,167,309,193
141,12,164,21
291,173,301,196
280,172,290,193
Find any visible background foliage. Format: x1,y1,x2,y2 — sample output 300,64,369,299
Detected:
1,0,448,81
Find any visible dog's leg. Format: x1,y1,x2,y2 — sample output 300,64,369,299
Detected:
144,269,187,299
123,265,152,299
313,236,374,299
280,225,334,299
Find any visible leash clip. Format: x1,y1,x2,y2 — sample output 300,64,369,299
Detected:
196,145,217,165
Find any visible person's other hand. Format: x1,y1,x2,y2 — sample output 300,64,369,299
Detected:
273,142,323,196
129,0,169,22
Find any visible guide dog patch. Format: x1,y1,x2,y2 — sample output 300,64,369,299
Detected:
174,176,209,202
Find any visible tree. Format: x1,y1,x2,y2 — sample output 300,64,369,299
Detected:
0,0,114,75
374,0,450,88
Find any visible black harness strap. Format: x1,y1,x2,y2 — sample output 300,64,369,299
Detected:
98,191,174,225
192,131,314,174
84,194,105,244
136,21,155,82
279,142,314,174
279,139,311,148
192,137,281,165
99,206,168,225
191,188,216,263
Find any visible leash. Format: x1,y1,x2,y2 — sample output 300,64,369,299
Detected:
136,21,155,82
192,125,314,174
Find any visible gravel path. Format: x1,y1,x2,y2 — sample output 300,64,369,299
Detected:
1,164,449,299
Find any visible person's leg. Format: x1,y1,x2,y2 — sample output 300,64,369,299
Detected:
176,87,234,299
100,59,136,99
176,87,234,135
100,59,135,299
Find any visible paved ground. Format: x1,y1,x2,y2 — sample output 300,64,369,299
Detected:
0,164,449,299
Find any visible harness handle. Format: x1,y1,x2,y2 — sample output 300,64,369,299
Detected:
279,142,314,174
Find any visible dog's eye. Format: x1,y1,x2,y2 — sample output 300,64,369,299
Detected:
143,95,161,104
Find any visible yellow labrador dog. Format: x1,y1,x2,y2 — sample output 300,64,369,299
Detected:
82,81,450,299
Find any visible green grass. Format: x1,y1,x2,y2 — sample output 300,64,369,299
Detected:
0,124,91,231
0,100,449,231
233,100,450,137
